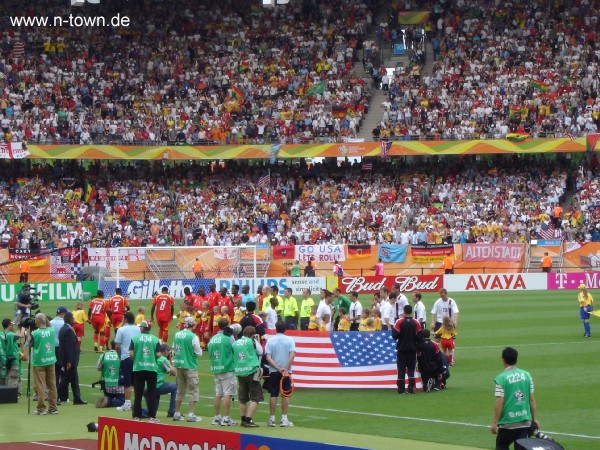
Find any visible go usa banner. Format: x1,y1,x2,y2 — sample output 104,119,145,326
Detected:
294,244,345,262
378,244,408,263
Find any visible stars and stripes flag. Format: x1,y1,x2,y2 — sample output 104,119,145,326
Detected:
269,330,422,389
257,173,270,188
537,222,561,240
380,140,392,159
563,131,577,141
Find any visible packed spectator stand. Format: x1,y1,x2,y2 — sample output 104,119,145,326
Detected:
372,0,600,141
0,0,373,146
1,154,597,251
0,0,600,251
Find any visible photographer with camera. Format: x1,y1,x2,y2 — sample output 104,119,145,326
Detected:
141,344,177,419
208,319,237,426
14,284,40,326
28,313,59,415
172,316,203,422
1,318,26,396
95,341,125,408
232,326,264,428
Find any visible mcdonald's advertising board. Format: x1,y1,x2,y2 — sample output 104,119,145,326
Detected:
98,417,238,450
97,417,366,450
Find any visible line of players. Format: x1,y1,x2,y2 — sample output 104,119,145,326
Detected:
83,283,251,351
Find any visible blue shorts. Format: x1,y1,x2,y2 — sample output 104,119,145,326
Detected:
118,357,133,388
268,371,292,398
580,305,592,320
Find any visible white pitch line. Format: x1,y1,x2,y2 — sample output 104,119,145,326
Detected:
31,442,85,450
462,340,599,350
289,404,600,440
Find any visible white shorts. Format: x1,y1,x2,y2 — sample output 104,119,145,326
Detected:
214,372,237,397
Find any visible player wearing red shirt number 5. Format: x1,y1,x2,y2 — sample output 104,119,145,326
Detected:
108,288,130,329
88,290,108,353
151,287,175,344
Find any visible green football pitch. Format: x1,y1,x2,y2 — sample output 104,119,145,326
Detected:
0,290,599,450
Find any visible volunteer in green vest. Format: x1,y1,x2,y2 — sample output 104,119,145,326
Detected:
299,289,315,330
208,318,237,426
143,344,177,418
95,341,125,408
172,316,203,422
332,288,352,331
129,320,161,422
1,318,25,395
29,313,58,415
491,347,539,450
232,325,263,427
282,288,299,330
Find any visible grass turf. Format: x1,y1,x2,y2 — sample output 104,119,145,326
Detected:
0,290,599,449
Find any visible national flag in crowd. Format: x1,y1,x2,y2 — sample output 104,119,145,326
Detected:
271,331,422,389
257,173,270,188
587,133,600,153
240,60,250,72
0,142,29,159
362,161,373,171
380,140,392,159
537,222,557,240
562,131,577,141
487,168,498,175
16,178,28,186
231,85,245,100
149,52,162,62
83,180,93,202
530,80,549,92
347,244,372,259
306,80,325,97
506,132,529,142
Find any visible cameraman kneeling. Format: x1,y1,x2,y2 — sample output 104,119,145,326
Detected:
95,341,125,408
142,344,177,418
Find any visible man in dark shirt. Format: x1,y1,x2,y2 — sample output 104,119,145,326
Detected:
392,304,421,394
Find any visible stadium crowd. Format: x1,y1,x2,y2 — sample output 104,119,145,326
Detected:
0,155,595,249
0,0,374,146
373,0,600,141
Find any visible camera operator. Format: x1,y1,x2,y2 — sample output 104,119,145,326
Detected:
14,284,40,325
95,341,125,408
28,313,59,415
1,318,26,397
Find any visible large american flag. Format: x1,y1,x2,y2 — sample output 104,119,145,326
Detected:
270,331,422,389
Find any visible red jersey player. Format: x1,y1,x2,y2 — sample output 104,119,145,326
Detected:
150,286,175,343
88,290,108,352
206,283,221,311
108,287,130,329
